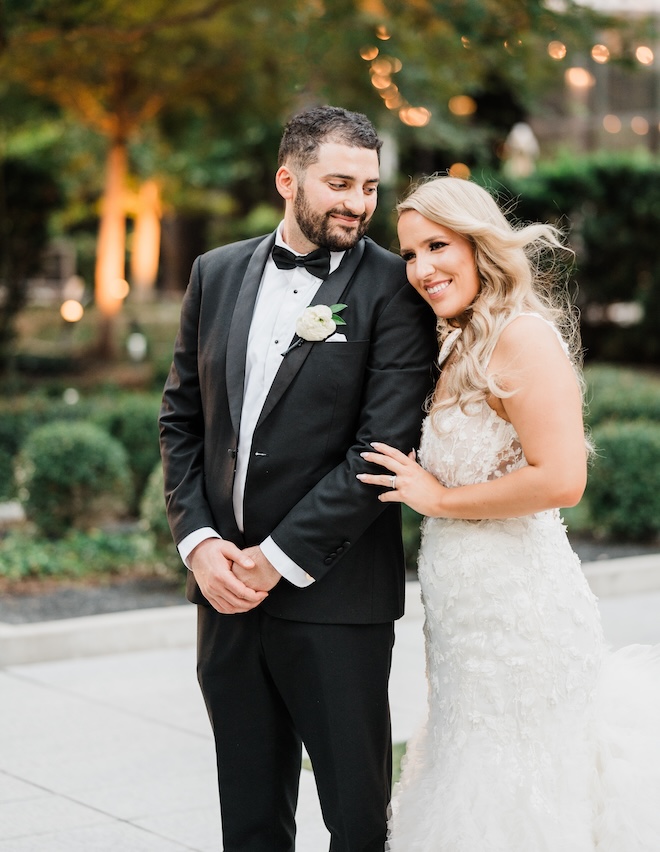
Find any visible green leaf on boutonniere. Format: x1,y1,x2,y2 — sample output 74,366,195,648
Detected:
330,303,347,326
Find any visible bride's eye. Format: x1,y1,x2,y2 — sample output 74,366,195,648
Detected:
401,251,415,262
429,241,447,251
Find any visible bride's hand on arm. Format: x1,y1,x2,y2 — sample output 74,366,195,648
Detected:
357,316,588,521
357,445,448,516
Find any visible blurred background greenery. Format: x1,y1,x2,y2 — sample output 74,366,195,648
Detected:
1,0,659,584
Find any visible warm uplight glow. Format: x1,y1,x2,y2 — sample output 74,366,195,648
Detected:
631,116,649,135
591,44,610,64
636,46,654,66
111,278,130,300
565,67,595,88
603,114,621,133
376,25,390,40
399,107,431,127
461,36,470,49
130,179,161,300
548,41,567,60
448,95,477,116
61,300,84,323
360,45,379,61
449,163,471,179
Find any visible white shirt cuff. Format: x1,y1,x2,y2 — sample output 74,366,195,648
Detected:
178,527,221,569
261,536,315,588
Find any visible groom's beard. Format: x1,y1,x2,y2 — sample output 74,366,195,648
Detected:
294,186,371,252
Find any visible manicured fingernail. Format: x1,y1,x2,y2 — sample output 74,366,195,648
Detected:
356,474,365,480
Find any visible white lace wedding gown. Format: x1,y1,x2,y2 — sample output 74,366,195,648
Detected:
387,331,660,852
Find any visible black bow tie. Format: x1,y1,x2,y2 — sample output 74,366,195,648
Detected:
272,245,331,280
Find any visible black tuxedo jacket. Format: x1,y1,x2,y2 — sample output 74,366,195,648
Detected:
160,231,437,624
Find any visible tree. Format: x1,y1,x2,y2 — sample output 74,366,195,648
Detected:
0,156,61,367
1,0,268,355
0,0,629,357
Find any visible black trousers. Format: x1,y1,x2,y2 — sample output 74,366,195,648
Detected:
196,605,395,852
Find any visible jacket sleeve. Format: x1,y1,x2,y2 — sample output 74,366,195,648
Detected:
269,279,437,581
159,257,218,543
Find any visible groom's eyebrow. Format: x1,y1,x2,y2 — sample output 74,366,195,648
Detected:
325,172,380,185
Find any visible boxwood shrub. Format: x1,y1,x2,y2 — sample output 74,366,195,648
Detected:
140,461,172,547
585,420,660,541
15,420,131,537
584,365,660,427
92,394,161,512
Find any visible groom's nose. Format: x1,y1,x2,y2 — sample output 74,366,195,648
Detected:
342,188,368,215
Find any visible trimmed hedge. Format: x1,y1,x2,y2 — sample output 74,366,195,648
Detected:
583,365,660,427
92,395,161,512
140,462,172,547
0,392,161,504
585,420,660,541
15,420,131,537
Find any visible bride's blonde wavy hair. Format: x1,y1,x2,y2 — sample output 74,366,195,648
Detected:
397,176,583,426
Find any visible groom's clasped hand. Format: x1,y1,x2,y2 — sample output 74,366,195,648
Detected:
188,538,279,614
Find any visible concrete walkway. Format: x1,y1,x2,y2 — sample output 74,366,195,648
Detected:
1,556,660,851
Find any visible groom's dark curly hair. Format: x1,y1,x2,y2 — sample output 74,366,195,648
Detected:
278,105,382,172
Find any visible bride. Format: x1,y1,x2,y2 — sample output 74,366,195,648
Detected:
357,176,660,851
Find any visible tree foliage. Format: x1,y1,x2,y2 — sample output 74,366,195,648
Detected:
0,0,636,356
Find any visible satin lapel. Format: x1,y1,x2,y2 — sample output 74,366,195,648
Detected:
225,233,276,436
255,238,366,430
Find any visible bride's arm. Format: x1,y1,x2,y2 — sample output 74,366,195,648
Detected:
358,315,588,519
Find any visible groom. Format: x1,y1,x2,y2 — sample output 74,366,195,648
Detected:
159,105,436,851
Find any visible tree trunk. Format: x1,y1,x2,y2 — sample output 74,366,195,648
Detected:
130,179,162,301
94,138,128,358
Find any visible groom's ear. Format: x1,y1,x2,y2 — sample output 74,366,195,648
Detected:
275,164,298,201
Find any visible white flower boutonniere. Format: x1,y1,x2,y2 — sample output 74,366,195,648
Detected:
282,304,347,356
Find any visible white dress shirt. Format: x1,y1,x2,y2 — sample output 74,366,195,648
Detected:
178,225,344,587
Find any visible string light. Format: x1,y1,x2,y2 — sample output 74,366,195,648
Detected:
603,114,622,133
631,116,649,135
448,95,477,116
565,67,595,88
591,44,610,64
548,41,567,60
360,46,379,60
636,46,654,66
449,163,471,179
61,300,84,322
399,107,431,127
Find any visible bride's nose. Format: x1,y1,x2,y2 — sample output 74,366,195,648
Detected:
416,254,436,281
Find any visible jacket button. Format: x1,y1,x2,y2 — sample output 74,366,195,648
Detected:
342,541,350,547
324,557,333,565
